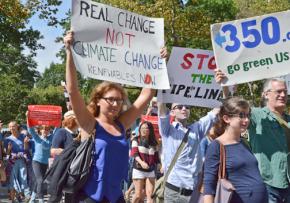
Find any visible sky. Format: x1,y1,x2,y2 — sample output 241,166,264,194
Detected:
27,2,70,73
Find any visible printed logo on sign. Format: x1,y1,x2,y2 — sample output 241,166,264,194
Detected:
211,10,290,86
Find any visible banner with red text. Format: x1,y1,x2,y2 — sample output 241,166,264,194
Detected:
71,0,170,89
28,105,62,127
157,47,222,108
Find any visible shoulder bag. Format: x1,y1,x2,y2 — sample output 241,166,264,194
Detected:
214,141,235,203
152,129,190,203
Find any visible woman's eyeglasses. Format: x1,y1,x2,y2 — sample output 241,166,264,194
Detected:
172,105,190,110
229,112,250,119
102,97,124,105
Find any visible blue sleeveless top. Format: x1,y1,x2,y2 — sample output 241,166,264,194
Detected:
84,121,129,202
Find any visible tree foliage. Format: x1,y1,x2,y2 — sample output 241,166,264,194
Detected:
0,74,29,123
1,0,290,124
0,0,43,88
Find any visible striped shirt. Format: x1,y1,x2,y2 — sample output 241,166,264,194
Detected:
131,138,159,172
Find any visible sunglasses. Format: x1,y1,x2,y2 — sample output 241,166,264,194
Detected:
172,105,191,110
229,112,250,119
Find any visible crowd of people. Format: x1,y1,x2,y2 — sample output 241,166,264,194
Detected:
0,30,289,203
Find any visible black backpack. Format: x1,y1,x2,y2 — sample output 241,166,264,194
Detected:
44,136,95,202
65,136,95,193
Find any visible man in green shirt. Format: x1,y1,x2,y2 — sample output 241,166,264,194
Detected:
215,69,290,203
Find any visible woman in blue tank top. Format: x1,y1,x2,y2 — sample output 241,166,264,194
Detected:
63,31,167,203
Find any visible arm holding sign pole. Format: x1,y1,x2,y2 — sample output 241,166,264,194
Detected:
64,31,96,136
118,47,168,129
214,68,230,99
65,31,168,132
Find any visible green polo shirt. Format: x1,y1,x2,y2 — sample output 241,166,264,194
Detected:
249,107,290,189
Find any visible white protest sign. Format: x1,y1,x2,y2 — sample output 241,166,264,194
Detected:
211,10,290,86
280,74,290,95
71,0,170,89
157,47,222,108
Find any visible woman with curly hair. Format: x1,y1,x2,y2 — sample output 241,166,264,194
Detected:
64,31,167,203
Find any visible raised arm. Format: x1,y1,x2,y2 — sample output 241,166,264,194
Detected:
119,88,156,130
64,31,95,134
157,102,168,117
26,113,42,143
214,69,230,99
118,47,168,130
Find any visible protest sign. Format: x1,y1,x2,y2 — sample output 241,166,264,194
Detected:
157,47,222,108
71,0,170,89
211,10,290,86
28,105,62,127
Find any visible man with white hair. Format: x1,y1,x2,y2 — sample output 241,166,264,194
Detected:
216,70,290,203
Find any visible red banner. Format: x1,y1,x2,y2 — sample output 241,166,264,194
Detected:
28,105,62,127
141,115,174,140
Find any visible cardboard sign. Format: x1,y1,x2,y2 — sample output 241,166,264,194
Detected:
157,47,222,108
28,105,62,127
71,0,170,89
211,10,290,86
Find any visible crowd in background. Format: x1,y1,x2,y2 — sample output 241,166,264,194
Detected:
0,31,289,203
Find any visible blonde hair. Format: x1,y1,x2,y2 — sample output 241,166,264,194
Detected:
87,81,127,117
62,116,77,130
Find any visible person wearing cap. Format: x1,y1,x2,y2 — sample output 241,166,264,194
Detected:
49,110,79,202
50,110,78,157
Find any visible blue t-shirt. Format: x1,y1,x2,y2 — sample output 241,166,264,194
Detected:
28,127,53,164
4,134,26,155
204,140,267,203
51,128,73,150
84,121,129,202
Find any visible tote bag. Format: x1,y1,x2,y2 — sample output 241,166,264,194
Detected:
198,142,235,203
214,142,235,203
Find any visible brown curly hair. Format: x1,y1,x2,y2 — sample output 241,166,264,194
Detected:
87,81,128,117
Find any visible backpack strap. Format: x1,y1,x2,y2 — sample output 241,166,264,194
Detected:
163,128,190,183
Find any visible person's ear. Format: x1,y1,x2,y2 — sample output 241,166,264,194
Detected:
262,91,269,100
222,114,231,124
